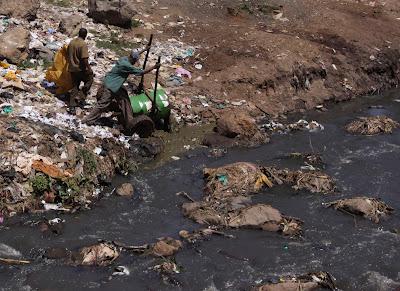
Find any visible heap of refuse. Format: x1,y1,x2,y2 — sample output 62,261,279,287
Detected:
203,162,337,198
181,161,337,238
325,197,394,223
345,115,399,135
182,200,303,236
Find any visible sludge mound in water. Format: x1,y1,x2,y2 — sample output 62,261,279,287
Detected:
203,162,337,198
182,200,303,237
252,271,337,291
325,197,394,223
345,115,399,135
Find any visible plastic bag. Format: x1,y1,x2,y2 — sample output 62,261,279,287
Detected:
45,45,73,94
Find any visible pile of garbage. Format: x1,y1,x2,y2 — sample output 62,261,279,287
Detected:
345,115,399,135
203,162,274,199
325,197,394,223
203,162,337,198
182,200,303,236
0,115,131,218
179,161,339,237
253,272,337,291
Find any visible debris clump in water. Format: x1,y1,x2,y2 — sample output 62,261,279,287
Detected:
253,271,337,291
345,115,399,135
325,197,394,223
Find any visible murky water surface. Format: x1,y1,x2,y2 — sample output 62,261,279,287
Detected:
1,92,400,290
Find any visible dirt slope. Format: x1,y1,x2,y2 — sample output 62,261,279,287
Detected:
132,0,400,118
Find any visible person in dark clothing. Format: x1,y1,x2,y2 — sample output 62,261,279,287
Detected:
82,47,159,132
67,28,93,113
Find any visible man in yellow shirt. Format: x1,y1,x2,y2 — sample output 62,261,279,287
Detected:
67,28,93,113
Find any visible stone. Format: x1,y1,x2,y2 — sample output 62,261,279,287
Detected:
87,0,137,28
214,110,269,146
216,110,259,139
116,183,134,197
0,27,31,64
151,238,182,257
58,15,84,36
0,0,40,20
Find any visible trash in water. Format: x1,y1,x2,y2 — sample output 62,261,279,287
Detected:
75,243,119,267
253,271,337,291
182,200,303,237
345,116,399,135
153,261,180,274
112,266,130,276
262,119,324,133
204,162,273,199
179,228,235,243
325,197,394,223
151,237,183,257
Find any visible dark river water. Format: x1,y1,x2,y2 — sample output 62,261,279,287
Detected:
1,91,400,291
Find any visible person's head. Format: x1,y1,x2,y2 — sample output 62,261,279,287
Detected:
128,50,140,65
78,28,88,40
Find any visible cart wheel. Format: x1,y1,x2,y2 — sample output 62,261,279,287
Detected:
129,115,155,138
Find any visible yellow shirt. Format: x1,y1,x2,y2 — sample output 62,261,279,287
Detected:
67,37,89,73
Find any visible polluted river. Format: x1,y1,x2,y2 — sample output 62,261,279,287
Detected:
1,91,400,291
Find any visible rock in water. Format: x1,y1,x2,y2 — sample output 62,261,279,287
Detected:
87,0,137,28
116,183,134,197
0,27,30,64
0,0,40,20
213,110,269,146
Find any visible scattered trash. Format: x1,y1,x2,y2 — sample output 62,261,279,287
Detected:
112,266,130,276
175,67,192,79
153,261,180,274
1,105,13,114
179,228,235,243
112,237,182,257
325,197,394,223
0,258,31,265
345,116,399,135
262,119,324,133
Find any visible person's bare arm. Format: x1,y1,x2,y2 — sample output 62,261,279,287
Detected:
138,45,151,55
82,58,93,74
140,63,160,75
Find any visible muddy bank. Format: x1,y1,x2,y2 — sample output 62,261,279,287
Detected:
134,0,400,120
